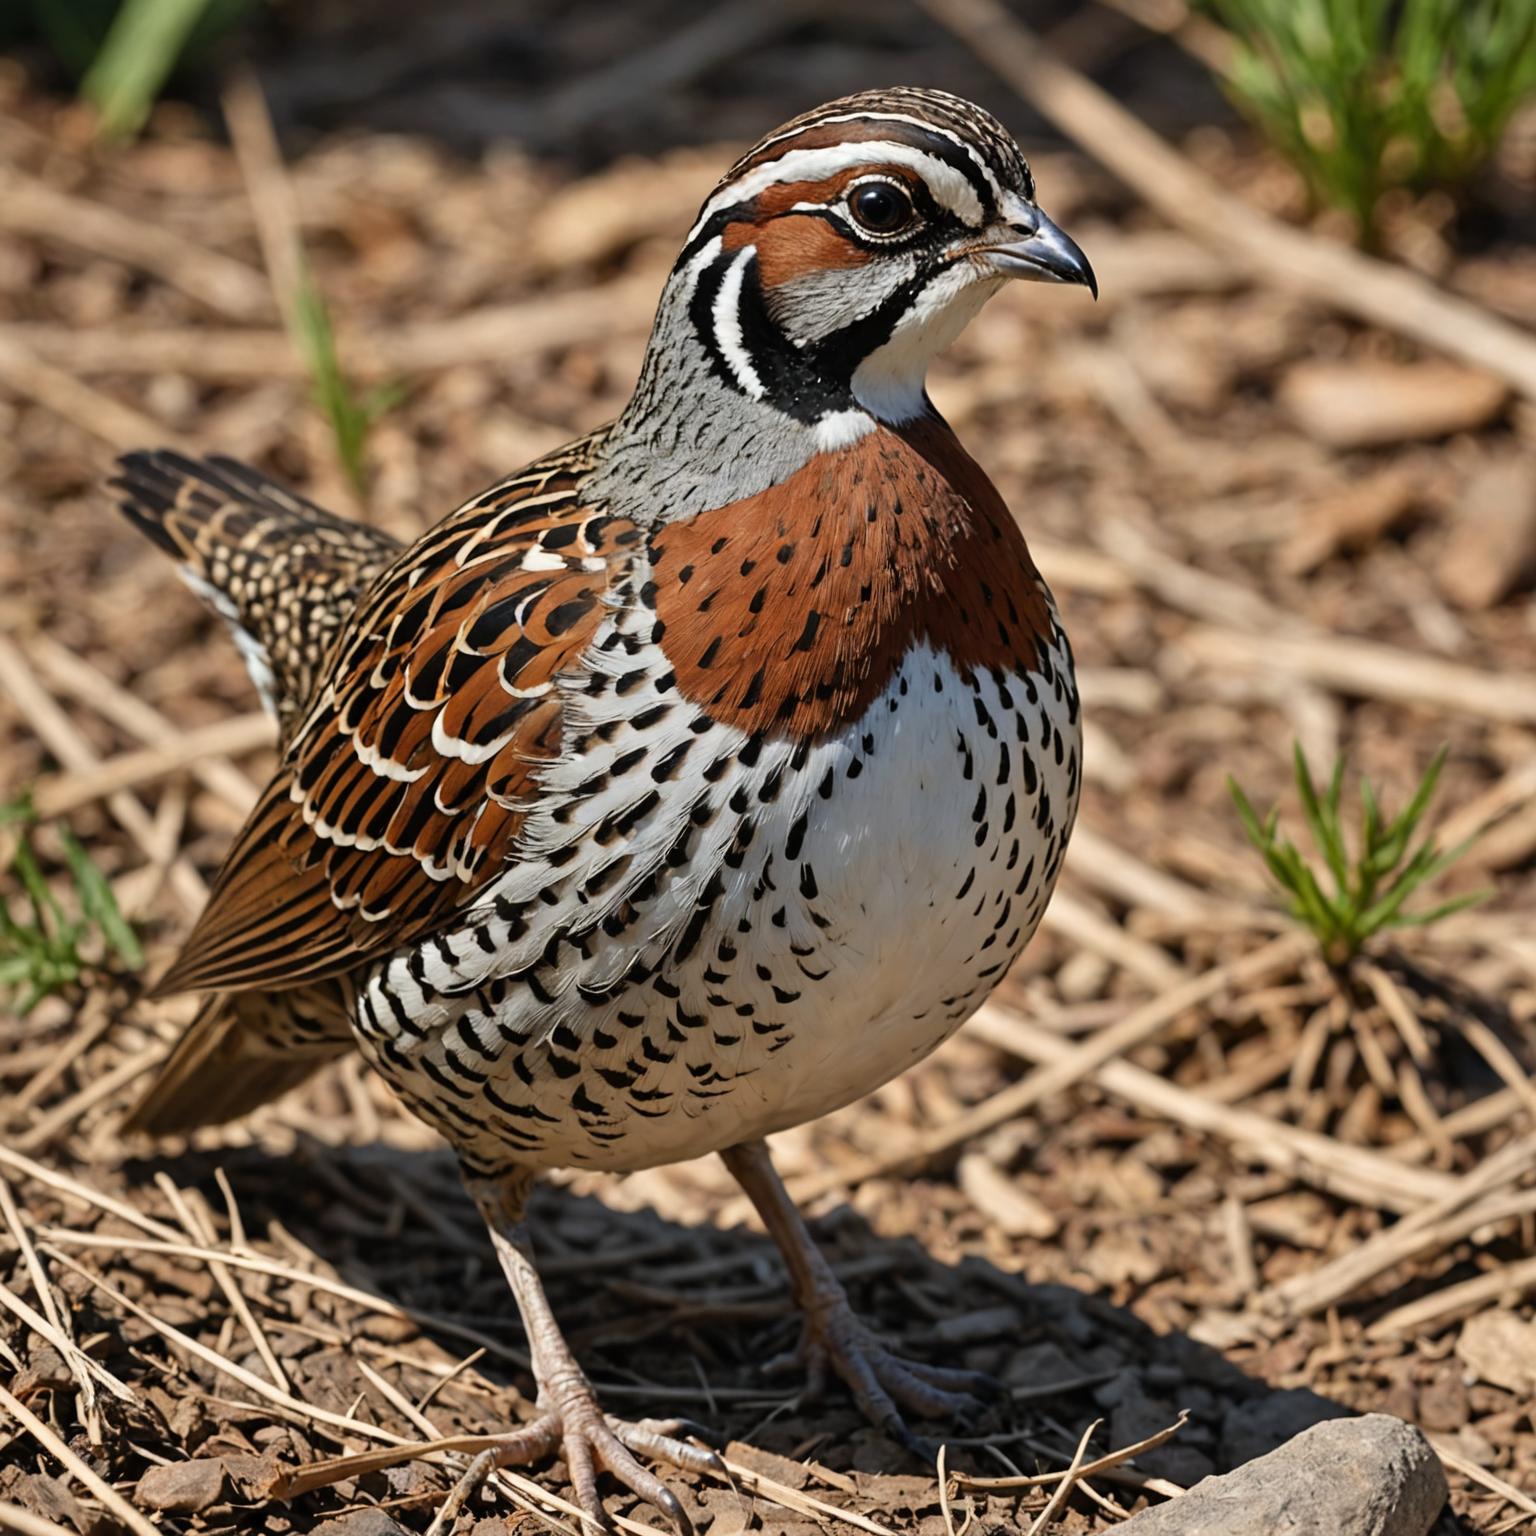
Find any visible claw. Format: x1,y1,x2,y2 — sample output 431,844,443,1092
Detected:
774,1298,996,1457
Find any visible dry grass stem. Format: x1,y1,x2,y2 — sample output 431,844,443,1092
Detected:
0,1381,159,1536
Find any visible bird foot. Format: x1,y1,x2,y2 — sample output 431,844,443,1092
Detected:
765,1295,1001,1459
484,1395,721,1534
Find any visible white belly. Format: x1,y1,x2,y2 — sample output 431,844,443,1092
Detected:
355,630,1080,1175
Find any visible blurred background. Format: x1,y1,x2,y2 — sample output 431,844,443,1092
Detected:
2,2,1536,1533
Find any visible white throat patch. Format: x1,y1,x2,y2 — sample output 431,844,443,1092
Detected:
851,266,1004,423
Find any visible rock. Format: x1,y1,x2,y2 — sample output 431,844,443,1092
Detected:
1114,1414,1445,1536
1437,455,1536,609
1456,1308,1536,1395
311,1511,411,1536
1221,1386,1351,1467
1278,360,1508,449
136,1458,228,1514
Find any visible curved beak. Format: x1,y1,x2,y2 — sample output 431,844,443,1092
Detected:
983,203,1097,299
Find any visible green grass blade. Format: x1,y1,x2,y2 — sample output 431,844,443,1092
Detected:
81,0,218,140
1387,889,1492,929
1293,744,1351,896
58,827,144,968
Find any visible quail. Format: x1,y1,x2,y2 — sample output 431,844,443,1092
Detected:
113,87,1094,1531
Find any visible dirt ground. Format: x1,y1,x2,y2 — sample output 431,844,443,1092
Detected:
3,3,1536,1533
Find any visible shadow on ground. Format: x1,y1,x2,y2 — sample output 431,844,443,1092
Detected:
114,1137,1473,1534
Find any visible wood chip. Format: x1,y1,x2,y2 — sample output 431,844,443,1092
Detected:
1455,1310,1536,1396
1276,466,1420,575
1277,360,1509,449
1437,454,1536,610
957,1154,1059,1238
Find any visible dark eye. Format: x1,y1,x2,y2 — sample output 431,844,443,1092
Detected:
849,181,914,236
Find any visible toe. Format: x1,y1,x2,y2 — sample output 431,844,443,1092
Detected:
561,1426,609,1533
587,1428,694,1536
488,1412,563,1467
608,1417,725,1477
877,1361,986,1423
904,1361,1006,1400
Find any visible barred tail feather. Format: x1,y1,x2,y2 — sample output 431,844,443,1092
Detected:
111,450,401,736
125,987,355,1137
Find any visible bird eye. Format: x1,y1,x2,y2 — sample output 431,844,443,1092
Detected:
848,180,914,236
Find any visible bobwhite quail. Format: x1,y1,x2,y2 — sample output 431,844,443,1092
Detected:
114,87,1094,1530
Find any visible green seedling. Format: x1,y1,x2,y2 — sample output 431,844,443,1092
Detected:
291,264,405,497
1229,744,1487,966
0,798,144,1013
1199,0,1536,246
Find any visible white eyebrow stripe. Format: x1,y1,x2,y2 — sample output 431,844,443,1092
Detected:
745,110,1007,207
687,139,986,246
712,247,765,399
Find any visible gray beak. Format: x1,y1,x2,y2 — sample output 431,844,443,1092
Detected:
985,205,1097,298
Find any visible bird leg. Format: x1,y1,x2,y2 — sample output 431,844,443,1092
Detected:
720,1140,999,1456
467,1172,720,1533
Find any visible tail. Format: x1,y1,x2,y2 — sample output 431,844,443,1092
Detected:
111,451,401,736
124,986,355,1137
112,451,391,1132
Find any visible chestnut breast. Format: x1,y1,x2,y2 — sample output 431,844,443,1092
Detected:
648,417,1054,742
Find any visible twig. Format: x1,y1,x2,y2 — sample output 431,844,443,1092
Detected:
0,272,660,380
9,1009,115,1117
0,1504,81,1536
0,1176,134,1414
1179,626,1536,723
1027,1417,1101,1535
1260,1133,1536,1317
915,0,1536,400
43,1249,673,1536
0,634,207,913
0,1380,160,1536
966,1000,1463,1213
955,1410,1187,1492
13,1045,163,1152
1434,753,1536,854
1390,1086,1523,1164
0,165,274,321
37,1226,529,1373
26,633,261,814
157,1173,291,1393
0,331,191,451
1429,1436,1536,1522
0,1143,182,1242
1453,1015,1536,1126
1043,889,1187,989
33,713,272,819
1066,825,1219,921
221,71,306,334
0,1277,133,1408
1368,1253,1536,1338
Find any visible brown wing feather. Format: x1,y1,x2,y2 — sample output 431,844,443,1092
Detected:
155,433,638,997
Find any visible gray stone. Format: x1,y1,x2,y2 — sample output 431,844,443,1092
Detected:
1114,1414,1446,1536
